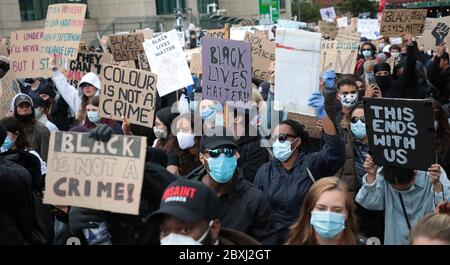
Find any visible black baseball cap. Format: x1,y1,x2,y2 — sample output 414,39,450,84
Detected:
200,126,237,152
149,178,219,223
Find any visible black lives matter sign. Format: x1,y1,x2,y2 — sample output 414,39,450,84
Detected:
364,97,436,170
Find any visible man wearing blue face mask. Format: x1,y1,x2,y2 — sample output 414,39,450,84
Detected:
186,128,277,244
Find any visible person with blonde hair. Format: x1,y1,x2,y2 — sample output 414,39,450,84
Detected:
411,202,450,245
287,177,359,245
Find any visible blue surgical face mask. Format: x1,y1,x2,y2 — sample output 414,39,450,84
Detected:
273,138,299,162
351,120,367,139
87,111,101,124
362,50,372,58
310,211,346,239
200,106,216,121
206,155,237,184
1,136,14,152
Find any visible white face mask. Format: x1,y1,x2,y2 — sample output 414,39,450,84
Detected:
160,220,213,245
153,127,167,139
177,131,195,150
391,52,400,59
338,94,358,108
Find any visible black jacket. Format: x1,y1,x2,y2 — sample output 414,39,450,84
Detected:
236,134,269,183
427,55,450,105
0,153,35,244
186,166,278,245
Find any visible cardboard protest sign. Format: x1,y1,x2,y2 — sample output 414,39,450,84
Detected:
380,9,427,37
320,7,336,21
136,29,154,40
363,97,436,170
42,4,87,60
43,132,147,215
422,16,450,51
0,38,9,56
201,37,252,104
277,19,307,29
321,40,358,74
79,41,87,51
318,21,338,39
275,29,320,116
10,30,45,78
143,30,193,96
0,71,19,119
337,17,349,28
207,29,228,39
244,32,275,81
109,33,145,62
190,52,202,74
99,64,157,128
358,19,380,40
66,52,112,87
230,25,266,41
336,21,361,42
137,52,151,71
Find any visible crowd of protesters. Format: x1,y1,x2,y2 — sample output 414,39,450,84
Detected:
0,24,450,246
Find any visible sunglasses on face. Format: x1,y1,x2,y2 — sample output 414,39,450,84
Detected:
272,134,298,143
206,147,237,158
351,116,365,124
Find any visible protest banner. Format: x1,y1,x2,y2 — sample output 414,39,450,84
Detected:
109,33,145,62
320,7,336,21
0,71,19,119
277,19,307,29
337,17,349,28
363,97,436,170
230,25,266,41
42,4,87,60
318,21,338,39
143,30,193,96
380,9,427,37
336,20,361,42
321,40,358,74
422,16,450,51
244,31,275,81
43,132,147,215
202,37,252,104
136,28,154,40
66,52,112,87
274,29,320,116
99,64,157,128
190,52,202,74
357,19,380,40
0,38,9,56
207,29,228,39
10,29,46,78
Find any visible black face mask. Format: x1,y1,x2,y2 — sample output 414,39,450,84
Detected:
375,75,392,94
43,99,52,108
16,113,34,123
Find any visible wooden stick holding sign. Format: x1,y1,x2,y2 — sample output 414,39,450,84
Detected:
363,97,436,170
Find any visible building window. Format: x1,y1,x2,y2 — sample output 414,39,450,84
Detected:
19,0,89,21
280,0,286,10
156,0,186,15
197,0,218,14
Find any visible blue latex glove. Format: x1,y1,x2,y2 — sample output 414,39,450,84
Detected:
321,70,336,91
308,91,327,119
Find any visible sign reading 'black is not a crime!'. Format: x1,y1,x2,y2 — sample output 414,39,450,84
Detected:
363,97,436,171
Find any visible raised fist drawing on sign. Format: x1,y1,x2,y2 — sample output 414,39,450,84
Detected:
432,22,450,46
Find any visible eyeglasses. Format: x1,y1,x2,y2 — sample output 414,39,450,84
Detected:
271,134,298,143
351,116,365,124
206,147,237,158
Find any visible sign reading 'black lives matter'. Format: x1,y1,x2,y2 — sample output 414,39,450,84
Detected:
363,98,436,170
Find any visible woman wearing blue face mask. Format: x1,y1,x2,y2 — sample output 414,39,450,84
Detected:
355,42,376,77
198,99,224,128
287,177,359,245
253,94,346,244
336,104,385,242
69,96,123,134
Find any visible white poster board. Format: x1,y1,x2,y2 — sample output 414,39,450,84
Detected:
358,19,380,40
274,29,320,116
320,7,337,21
143,30,193,96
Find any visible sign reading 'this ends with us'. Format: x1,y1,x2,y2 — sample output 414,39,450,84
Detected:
44,132,147,215
202,37,252,104
363,97,436,171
